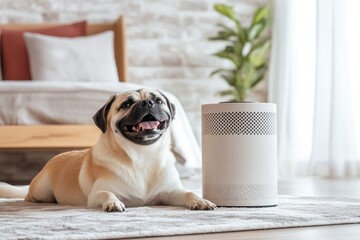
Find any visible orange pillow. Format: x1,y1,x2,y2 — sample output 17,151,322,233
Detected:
1,21,87,80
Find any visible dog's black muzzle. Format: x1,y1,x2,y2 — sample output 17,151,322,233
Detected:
117,99,171,145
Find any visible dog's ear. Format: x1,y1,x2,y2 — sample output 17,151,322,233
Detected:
159,91,176,120
93,95,116,133
169,102,176,120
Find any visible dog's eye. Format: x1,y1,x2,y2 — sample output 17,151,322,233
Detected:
120,101,132,109
155,98,163,104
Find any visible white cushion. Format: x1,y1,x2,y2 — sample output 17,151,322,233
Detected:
24,31,119,82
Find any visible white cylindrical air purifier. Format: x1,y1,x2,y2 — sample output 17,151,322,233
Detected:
202,102,277,207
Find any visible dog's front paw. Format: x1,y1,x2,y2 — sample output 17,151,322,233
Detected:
186,194,217,210
103,200,126,212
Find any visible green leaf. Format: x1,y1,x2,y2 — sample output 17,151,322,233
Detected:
210,68,232,77
208,32,234,41
242,42,252,57
213,50,241,67
214,4,237,20
250,66,266,88
248,5,271,42
248,23,265,41
219,90,233,96
221,72,236,86
224,45,235,53
216,23,230,29
234,41,242,56
208,24,237,41
249,40,271,67
252,36,271,50
235,20,246,44
214,4,246,44
253,5,270,25
234,70,242,87
210,69,224,77
216,23,234,32
241,62,255,86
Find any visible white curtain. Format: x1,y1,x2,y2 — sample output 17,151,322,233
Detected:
269,0,360,178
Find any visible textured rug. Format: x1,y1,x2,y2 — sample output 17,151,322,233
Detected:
1,195,360,240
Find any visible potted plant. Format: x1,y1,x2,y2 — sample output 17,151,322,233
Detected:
209,4,271,101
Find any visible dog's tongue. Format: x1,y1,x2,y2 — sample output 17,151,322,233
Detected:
136,121,160,131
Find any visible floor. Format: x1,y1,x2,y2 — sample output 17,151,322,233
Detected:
128,177,360,240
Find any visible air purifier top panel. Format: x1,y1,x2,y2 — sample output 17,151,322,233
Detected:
202,102,276,113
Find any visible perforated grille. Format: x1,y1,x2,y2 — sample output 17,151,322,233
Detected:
203,183,276,202
202,112,276,136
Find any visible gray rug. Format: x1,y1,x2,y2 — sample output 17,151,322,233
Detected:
1,195,360,240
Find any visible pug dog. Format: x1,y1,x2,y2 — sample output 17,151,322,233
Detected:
0,89,216,212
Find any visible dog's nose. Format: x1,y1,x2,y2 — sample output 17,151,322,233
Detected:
141,99,154,108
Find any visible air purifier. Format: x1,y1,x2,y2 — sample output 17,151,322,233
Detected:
202,102,277,207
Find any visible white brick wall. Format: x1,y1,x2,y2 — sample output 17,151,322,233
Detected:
1,0,267,83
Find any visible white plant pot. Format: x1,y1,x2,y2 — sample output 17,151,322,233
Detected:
201,102,277,207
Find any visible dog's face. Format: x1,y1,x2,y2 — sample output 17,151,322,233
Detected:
93,89,175,145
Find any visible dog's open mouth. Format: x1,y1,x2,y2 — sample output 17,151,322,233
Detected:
122,114,166,133
119,113,169,145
